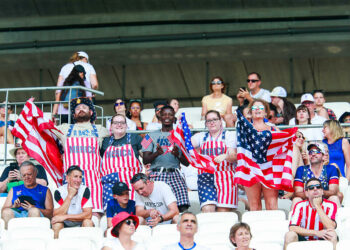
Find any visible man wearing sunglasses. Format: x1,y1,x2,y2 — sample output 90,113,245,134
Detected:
236,72,271,107
284,178,337,250
292,143,341,209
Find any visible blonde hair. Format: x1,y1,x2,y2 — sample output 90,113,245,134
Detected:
69,52,86,63
323,120,344,141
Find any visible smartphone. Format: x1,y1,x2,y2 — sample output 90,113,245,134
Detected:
18,195,36,205
9,163,19,172
240,86,247,91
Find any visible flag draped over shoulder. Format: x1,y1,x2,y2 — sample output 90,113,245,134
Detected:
11,99,64,186
171,113,217,174
234,110,297,192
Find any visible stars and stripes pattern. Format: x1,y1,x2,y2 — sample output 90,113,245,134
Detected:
141,134,153,149
234,110,297,192
171,113,217,174
11,99,64,186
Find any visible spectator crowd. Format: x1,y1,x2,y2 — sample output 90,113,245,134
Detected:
0,51,349,250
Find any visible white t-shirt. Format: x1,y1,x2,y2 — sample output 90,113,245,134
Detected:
59,61,96,85
103,238,147,250
135,181,177,224
53,184,93,215
163,242,211,250
191,130,237,149
250,88,271,103
289,114,326,141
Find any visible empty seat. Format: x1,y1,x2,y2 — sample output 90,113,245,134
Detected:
242,210,286,224
337,240,350,250
46,238,95,250
7,227,54,242
152,223,178,237
59,227,104,249
286,240,333,250
99,215,107,232
342,186,350,207
339,177,348,199
195,232,231,245
249,220,289,236
140,109,155,123
196,212,239,226
8,217,51,230
251,242,283,250
250,230,286,246
2,239,46,250
188,191,201,215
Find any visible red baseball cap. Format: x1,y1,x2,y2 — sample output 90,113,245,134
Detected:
111,212,139,237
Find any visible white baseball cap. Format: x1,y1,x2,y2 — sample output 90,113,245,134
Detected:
270,86,287,98
77,51,89,62
300,93,314,104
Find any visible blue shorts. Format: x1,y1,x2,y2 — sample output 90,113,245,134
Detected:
197,173,217,207
12,208,44,218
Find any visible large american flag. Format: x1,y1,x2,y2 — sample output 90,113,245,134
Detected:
11,99,64,186
234,110,297,192
171,113,217,173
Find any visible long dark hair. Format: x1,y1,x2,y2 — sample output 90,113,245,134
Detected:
61,66,86,100
281,98,296,125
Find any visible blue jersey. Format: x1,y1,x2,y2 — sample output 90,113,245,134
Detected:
106,199,135,218
12,184,48,211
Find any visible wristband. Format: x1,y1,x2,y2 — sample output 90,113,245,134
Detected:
159,215,164,223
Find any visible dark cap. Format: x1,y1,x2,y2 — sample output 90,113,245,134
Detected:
153,100,168,109
73,65,86,74
112,182,130,195
339,112,350,123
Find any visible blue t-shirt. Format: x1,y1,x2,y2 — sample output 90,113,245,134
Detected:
294,165,339,190
106,199,135,218
12,184,48,211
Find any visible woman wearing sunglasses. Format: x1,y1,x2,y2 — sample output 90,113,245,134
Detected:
201,76,234,127
192,110,238,212
103,212,146,250
235,99,286,211
127,99,147,131
107,99,136,132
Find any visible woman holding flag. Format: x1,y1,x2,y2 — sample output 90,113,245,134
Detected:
234,99,296,211
100,114,143,209
191,110,238,212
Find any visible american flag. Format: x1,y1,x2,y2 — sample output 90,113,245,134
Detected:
234,110,297,192
11,99,64,186
171,113,217,173
141,134,153,149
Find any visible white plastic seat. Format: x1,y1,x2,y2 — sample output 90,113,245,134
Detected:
131,225,152,243
2,239,46,250
261,199,292,215
196,212,239,225
46,238,95,250
147,233,179,248
195,232,231,245
339,177,348,199
152,223,178,237
59,227,104,249
7,227,54,242
8,217,51,230
249,220,289,236
337,240,350,250
251,242,283,250
286,240,333,250
177,107,202,125
99,215,107,232
242,210,286,223
188,191,201,215
250,230,286,246
140,108,155,123
197,221,233,235
342,186,350,207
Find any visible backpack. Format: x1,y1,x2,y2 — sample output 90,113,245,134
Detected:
61,81,84,108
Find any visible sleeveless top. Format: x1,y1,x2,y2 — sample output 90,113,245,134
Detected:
322,138,345,177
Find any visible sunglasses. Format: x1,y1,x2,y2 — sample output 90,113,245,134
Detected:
306,184,322,191
211,80,223,85
251,105,265,111
308,149,322,155
247,79,259,83
115,102,124,107
344,118,350,122
129,99,142,103
125,219,137,226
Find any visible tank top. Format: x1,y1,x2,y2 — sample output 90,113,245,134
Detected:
323,138,345,177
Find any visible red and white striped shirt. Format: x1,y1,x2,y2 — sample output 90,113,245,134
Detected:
289,199,337,240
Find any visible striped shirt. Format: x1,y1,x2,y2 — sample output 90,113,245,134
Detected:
289,199,337,240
